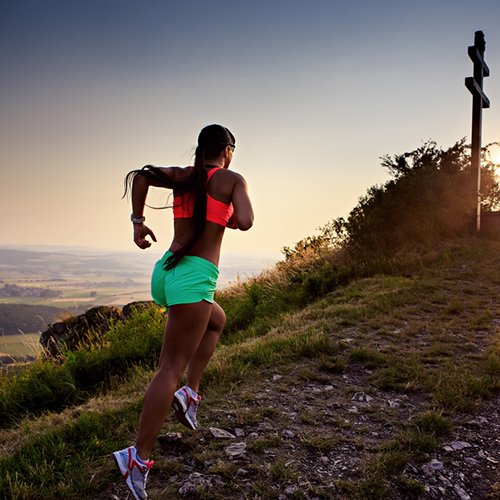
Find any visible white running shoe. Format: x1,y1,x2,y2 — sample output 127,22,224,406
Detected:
172,386,201,430
113,446,154,500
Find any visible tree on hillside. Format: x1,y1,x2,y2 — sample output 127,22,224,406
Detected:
343,139,499,255
284,139,500,260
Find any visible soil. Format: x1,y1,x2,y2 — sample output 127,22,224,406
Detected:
102,359,499,499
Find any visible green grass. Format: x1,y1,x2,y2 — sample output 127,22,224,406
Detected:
299,410,317,425
349,348,387,367
202,327,336,388
260,406,281,419
318,354,347,373
0,306,164,426
371,355,423,391
0,403,142,498
394,476,426,496
430,364,494,411
385,411,452,458
247,436,282,453
301,435,337,453
270,459,299,485
343,411,453,498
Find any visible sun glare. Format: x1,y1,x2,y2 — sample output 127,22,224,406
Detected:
489,144,500,166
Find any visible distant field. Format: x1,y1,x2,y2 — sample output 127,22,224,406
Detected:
1,287,153,309
0,332,41,356
0,246,279,358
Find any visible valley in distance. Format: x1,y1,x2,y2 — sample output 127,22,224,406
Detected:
0,245,279,360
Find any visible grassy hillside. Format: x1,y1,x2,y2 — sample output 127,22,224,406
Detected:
0,238,498,499
0,140,498,498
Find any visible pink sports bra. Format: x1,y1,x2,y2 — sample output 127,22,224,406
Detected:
173,167,234,227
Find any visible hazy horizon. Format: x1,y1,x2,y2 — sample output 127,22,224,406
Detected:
0,243,282,260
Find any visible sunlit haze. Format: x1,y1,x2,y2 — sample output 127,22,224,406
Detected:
1,0,499,256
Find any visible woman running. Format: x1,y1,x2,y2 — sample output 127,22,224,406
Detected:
113,124,254,499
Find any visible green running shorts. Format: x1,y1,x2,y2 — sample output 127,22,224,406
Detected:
151,251,219,308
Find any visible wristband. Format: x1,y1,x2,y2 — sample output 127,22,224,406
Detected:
131,214,146,224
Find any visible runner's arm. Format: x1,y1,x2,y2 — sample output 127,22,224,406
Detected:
231,175,254,231
131,175,157,249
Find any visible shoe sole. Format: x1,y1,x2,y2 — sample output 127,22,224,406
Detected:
113,451,144,500
172,394,196,430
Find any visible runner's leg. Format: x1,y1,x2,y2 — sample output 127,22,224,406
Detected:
185,301,226,393
134,300,212,460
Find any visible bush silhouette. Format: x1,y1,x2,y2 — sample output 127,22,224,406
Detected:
284,139,499,261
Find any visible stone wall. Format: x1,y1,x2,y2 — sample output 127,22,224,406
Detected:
39,301,158,359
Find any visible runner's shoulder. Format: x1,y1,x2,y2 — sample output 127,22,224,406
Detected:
219,169,246,186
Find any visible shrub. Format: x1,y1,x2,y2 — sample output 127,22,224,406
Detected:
0,307,164,426
282,140,499,264
0,360,77,426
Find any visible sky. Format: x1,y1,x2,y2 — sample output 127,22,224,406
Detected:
1,0,499,257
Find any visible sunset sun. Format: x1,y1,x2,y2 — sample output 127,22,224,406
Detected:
489,145,500,166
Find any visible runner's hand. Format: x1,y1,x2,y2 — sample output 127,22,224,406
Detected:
133,224,157,249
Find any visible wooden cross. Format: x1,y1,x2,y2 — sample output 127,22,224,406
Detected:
465,30,490,232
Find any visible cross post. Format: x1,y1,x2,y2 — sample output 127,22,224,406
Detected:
465,30,490,232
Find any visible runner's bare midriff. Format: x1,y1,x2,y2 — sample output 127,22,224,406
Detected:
169,219,225,266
